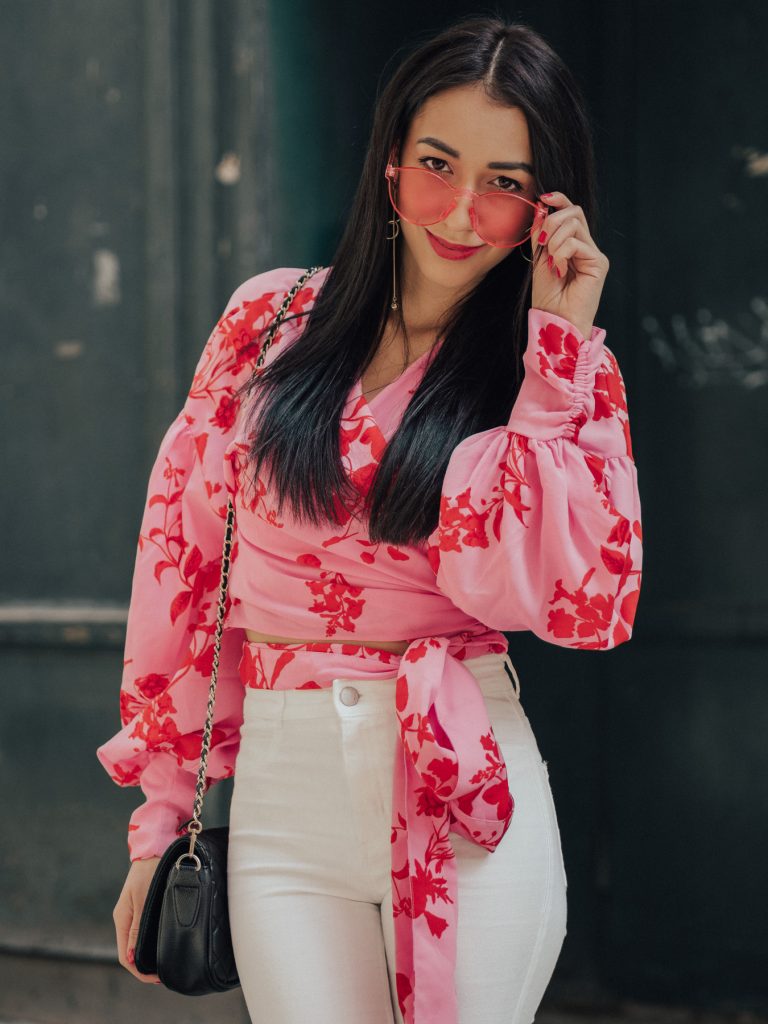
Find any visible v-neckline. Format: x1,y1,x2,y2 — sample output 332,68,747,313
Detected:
354,337,445,415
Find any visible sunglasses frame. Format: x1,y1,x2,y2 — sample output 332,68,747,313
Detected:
385,146,549,250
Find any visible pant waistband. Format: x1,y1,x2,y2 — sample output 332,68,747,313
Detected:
239,641,521,719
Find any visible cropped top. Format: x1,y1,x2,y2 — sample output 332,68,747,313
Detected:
96,264,642,1022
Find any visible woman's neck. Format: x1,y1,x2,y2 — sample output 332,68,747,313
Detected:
394,246,476,336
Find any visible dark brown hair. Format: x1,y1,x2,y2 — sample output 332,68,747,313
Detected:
234,14,599,545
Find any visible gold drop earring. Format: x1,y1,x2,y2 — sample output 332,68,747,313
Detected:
386,215,401,310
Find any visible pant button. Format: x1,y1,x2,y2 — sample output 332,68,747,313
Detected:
339,686,360,706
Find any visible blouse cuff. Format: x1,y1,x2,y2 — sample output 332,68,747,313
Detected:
126,754,199,861
507,308,607,442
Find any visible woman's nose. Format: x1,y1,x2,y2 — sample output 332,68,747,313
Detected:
442,188,477,229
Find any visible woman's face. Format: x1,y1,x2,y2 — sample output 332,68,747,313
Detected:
391,82,537,295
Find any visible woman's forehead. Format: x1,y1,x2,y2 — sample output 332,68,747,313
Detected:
404,87,532,163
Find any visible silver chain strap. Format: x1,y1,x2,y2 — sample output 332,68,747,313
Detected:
182,265,326,865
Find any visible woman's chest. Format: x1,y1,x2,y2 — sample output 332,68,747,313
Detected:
359,340,436,402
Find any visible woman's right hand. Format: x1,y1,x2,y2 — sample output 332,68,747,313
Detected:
113,857,163,984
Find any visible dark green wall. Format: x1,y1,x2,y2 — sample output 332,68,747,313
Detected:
1,0,766,1020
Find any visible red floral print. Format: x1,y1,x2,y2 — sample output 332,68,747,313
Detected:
95,269,643,1024
536,318,583,380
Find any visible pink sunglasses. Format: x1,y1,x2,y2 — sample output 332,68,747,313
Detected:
385,145,547,249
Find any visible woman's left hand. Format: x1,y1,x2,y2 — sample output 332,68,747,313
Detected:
529,191,610,340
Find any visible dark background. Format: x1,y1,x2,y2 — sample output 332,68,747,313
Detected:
1,1,766,1021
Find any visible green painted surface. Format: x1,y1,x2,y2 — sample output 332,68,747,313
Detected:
1,0,766,1019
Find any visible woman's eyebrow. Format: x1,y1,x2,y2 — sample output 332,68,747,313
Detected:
416,135,534,174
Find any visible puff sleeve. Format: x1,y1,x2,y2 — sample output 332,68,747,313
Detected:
96,267,315,860
425,308,642,650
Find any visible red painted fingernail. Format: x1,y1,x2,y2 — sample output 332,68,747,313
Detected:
556,266,562,278
547,254,553,268
540,192,554,198
538,231,547,243
127,947,135,964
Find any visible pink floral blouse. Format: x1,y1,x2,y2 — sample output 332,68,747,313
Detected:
96,264,642,1021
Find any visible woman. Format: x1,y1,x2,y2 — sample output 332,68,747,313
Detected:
99,15,642,1024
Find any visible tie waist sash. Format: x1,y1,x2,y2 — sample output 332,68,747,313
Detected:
237,627,516,1024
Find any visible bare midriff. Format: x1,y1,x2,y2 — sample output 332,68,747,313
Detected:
243,628,409,655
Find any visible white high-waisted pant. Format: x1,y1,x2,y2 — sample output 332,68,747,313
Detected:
227,648,568,1024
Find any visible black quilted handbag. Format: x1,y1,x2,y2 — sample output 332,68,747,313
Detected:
134,826,237,993
133,266,327,995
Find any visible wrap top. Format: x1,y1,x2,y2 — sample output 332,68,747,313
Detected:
96,264,642,1023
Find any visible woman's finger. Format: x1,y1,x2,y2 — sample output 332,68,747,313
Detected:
546,221,583,278
113,900,131,965
114,899,161,984
535,193,593,252
538,190,581,214
533,215,582,279
548,235,608,281
127,900,162,984
543,212,592,264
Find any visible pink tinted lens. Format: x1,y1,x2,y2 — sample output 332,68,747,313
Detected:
389,167,537,247
389,167,451,224
475,191,537,247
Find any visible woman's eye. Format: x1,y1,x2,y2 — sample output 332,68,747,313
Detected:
419,156,448,173
418,157,524,193
492,176,525,193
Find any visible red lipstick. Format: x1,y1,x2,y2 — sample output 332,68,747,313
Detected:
425,229,484,261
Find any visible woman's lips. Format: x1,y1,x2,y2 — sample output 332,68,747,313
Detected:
425,229,485,260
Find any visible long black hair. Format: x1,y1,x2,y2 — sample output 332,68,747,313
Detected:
233,14,599,546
